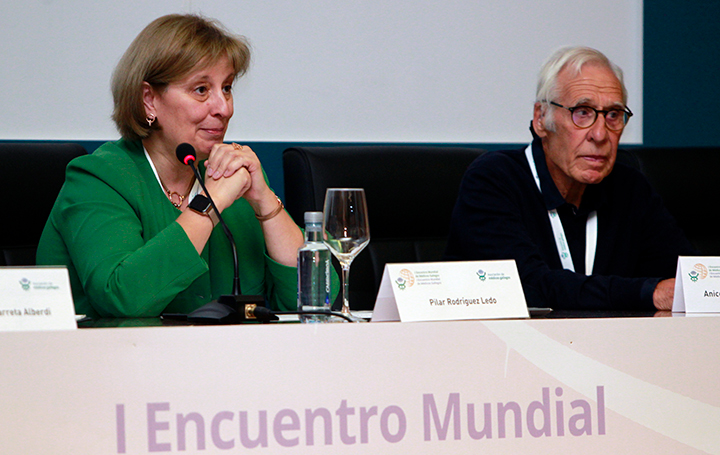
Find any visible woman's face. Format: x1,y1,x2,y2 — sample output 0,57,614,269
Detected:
146,57,235,158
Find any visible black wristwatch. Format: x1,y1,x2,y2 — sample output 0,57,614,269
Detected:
188,194,219,226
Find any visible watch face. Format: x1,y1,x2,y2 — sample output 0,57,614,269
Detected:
190,195,212,213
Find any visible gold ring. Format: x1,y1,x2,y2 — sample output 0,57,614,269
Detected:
232,143,241,150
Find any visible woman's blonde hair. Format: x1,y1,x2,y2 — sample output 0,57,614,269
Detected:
111,14,251,140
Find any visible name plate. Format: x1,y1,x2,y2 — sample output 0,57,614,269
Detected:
372,260,528,322
673,256,720,313
0,267,77,331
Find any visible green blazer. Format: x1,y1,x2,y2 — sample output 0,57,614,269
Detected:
37,139,297,318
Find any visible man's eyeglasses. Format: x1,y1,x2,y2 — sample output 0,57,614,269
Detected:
549,101,633,131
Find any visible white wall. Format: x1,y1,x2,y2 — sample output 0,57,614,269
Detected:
0,0,642,143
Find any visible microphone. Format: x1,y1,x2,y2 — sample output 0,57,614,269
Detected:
173,143,272,324
167,144,360,324
176,143,197,166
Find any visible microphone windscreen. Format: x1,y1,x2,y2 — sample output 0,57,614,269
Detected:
176,143,196,165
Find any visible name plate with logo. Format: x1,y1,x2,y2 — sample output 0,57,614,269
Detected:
673,256,720,313
372,260,528,322
0,267,77,331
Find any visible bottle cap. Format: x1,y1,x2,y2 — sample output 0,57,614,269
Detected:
304,211,323,224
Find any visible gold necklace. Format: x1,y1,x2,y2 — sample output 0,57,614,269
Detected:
159,175,195,208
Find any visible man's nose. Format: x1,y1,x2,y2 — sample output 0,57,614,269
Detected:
588,113,610,141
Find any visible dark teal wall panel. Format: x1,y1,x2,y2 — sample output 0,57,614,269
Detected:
644,1,720,146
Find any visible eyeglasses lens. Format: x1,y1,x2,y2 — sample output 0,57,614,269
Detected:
571,108,627,130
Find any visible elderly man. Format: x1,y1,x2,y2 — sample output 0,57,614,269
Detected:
445,46,696,311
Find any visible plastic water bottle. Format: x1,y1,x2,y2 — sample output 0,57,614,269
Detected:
297,211,332,322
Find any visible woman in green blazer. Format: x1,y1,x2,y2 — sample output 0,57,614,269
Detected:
38,14,306,319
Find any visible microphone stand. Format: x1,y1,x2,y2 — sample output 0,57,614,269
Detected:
168,144,362,325
162,309,359,324
179,145,271,324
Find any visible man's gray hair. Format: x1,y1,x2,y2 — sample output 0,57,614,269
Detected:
535,46,627,131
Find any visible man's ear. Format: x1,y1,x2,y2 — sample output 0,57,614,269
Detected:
533,102,548,138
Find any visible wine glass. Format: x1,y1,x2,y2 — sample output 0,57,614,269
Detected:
322,188,370,318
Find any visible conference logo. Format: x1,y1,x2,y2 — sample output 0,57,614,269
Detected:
19,278,31,291
477,270,486,281
17,278,60,291
394,269,415,290
689,263,708,282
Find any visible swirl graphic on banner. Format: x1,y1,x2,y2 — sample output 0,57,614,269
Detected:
484,322,720,454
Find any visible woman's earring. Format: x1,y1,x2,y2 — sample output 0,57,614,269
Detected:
146,113,156,127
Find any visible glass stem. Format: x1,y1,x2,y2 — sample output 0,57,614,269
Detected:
341,263,351,314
